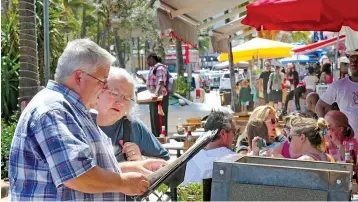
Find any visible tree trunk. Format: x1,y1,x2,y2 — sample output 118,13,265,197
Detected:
96,16,100,44
129,37,135,72
18,0,40,112
101,21,108,49
80,5,87,38
137,37,141,69
228,39,239,112
144,40,149,64
225,10,239,112
96,0,101,44
176,40,184,77
114,30,125,68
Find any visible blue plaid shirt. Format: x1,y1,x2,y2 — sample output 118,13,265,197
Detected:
9,81,125,201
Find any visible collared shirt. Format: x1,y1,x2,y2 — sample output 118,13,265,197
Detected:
9,80,124,201
146,63,167,96
182,147,235,185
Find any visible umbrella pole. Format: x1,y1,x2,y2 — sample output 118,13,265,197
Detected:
228,37,239,112
334,32,340,70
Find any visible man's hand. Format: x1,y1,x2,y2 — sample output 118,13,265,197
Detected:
120,141,142,161
119,172,150,196
142,158,167,171
137,159,167,176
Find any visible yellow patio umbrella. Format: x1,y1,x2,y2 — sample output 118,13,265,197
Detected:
218,38,293,63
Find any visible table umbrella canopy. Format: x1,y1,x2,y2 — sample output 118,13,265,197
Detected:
280,54,317,64
218,38,293,63
242,0,358,31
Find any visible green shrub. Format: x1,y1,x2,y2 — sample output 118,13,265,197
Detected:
175,75,190,97
1,0,20,122
178,183,203,201
1,115,18,179
156,183,203,201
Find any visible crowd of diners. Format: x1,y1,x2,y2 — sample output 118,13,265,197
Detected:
237,105,354,163
184,49,358,184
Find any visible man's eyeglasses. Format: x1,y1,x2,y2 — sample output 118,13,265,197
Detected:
81,71,108,88
108,90,134,102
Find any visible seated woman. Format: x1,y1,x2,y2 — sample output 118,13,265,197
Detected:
273,111,317,158
287,117,335,162
246,119,278,156
324,110,357,162
237,105,284,149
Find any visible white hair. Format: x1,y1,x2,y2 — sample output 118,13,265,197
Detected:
107,67,137,120
54,38,115,82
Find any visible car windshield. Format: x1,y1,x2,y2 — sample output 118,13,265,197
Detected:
223,74,230,78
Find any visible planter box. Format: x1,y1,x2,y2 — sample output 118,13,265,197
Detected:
211,155,352,201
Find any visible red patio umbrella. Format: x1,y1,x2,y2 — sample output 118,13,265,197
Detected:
242,0,358,31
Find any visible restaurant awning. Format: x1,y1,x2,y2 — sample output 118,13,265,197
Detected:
209,15,257,53
293,35,346,54
156,0,250,47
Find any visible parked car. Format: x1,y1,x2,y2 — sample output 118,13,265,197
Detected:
208,71,223,90
136,92,234,134
219,70,240,93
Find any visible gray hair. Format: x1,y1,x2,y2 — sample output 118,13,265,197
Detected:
204,111,234,133
107,67,137,120
54,38,115,82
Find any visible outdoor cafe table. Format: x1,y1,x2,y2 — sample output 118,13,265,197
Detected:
163,130,205,157
168,131,205,141
162,141,184,158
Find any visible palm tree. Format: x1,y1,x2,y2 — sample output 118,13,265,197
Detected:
18,0,40,111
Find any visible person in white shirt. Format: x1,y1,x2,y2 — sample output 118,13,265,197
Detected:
182,111,236,185
303,66,319,92
316,49,358,137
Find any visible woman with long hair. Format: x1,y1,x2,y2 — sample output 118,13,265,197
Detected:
237,105,281,150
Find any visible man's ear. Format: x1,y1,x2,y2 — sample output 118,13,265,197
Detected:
74,70,82,85
218,129,226,140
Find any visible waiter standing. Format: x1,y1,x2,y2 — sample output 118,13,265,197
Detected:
138,53,169,136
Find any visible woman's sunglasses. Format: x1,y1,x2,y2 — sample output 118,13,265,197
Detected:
288,134,300,142
267,118,279,125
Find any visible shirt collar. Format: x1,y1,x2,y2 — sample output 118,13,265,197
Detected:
46,80,88,113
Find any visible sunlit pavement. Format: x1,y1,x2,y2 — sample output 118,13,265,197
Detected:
204,89,221,107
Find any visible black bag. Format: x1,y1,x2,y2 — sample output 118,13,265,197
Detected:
113,117,131,162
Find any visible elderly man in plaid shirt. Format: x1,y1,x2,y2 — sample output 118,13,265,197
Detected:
8,39,166,201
